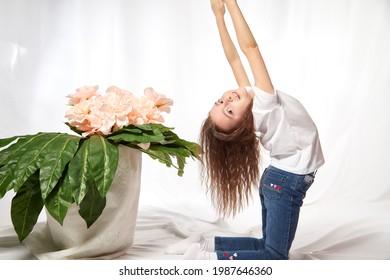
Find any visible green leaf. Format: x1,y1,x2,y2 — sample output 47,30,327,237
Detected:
110,126,143,135
39,134,81,199
44,170,74,225
146,145,190,176
176,155,186,177
0,135,29,166
141,148,171,166
88,136,118,197
0,133,61,193
11,171,44,242
160,130,202,159
108,124,174,144
45,165,74,225
152,145,192,157
12,133,62,191
135,123,174,133
78,183,106,228
144,139,201,176
133,124,154,131
65,139,91,204
64,122,83,136
0,136,20,149
107,131,164,144
109,123,201,177
0,166,9,198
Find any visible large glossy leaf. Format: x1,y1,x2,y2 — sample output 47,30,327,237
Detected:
2,133,61,193
0,166,8,198
109,126,143,135
144,145,190,176
39,134,80,199
65,139,91,204
44,167,75,225
1,135,39,193
142,148,173,168
64,122,83,136
11,171,44,242
78,183,106,228
0,135,30,166
87,136,118,197
0,136,20,149
107,131,164,144
107,123,201,172
135,123,173,133
160,130,202,159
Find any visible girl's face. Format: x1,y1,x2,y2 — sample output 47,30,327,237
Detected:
209,87,254,132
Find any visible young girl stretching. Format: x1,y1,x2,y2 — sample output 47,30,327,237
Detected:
170,0,324,260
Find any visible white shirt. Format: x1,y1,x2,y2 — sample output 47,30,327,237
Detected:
250,86,325,174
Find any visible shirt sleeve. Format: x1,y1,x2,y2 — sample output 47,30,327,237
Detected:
252,86,279,110
251,86,279,138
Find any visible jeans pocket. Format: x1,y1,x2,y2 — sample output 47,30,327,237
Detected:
297,174,315,196
303,174,315,186
261,171,285,201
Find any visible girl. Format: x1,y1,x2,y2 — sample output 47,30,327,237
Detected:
177,0,324,260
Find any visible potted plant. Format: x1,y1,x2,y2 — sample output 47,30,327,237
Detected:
0,85,200,259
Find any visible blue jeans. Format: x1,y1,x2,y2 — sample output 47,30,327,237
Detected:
215,166,316,260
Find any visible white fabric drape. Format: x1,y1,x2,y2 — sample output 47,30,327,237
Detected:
1,0,389,260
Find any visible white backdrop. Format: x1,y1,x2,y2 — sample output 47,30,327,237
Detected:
1,0,390,260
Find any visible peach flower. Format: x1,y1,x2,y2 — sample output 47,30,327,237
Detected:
131,96,164,124
67,85,99,105
65,85,172,137
144,87,173,113
65,98,94,128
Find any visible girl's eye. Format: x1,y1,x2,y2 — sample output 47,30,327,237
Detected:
215,99,223,105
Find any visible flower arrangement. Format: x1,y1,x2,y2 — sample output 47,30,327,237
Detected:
0,85,201,242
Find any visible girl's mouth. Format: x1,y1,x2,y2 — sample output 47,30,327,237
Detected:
232,92,240,100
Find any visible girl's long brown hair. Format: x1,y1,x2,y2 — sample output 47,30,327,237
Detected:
199,101,260,217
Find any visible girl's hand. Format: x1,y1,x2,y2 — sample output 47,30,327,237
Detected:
210,0,225,17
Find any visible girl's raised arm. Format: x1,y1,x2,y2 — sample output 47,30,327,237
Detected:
211,0,250,88
223,0,274,94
